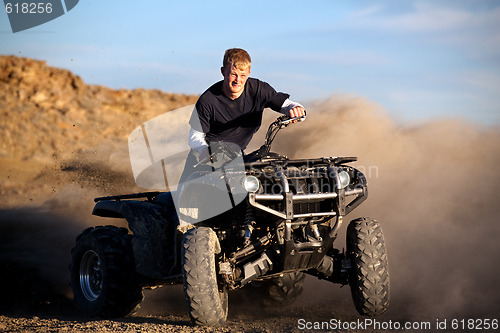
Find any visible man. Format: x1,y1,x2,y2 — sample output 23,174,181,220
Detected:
176,48,305,223
188,48,305,163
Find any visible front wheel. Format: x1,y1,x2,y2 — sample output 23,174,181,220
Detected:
182,227,228,326
70,226,143,318
347,217,390,316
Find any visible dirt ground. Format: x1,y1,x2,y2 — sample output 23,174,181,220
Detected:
0,275,408,333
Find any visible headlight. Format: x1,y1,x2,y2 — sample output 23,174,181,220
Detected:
243,176,260,193
338,170,350,189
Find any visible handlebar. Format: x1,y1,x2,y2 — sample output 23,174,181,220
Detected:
277,112,307,127
195,111,307,166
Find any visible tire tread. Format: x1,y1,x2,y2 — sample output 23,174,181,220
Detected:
182,227,227,326
347,217,390,316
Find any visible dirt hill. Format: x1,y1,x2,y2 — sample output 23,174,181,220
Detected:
0,55,198,207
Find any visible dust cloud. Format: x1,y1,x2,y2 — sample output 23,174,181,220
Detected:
0,165,133,314
265,95,500,320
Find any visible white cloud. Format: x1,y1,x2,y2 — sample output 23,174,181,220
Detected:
344,2,500,60
350,5,384,19
460,70,500,95
377,3,472,32
257,50,389,68
349,2,499,33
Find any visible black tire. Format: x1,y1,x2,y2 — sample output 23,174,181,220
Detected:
70,226,143,318
347,217,390,316
250,272,305,307
181,227,228,326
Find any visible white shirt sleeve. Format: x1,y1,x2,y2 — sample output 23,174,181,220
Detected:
188,127,208,153
280,98,304,115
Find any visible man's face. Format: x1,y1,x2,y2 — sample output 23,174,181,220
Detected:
221,64,251,98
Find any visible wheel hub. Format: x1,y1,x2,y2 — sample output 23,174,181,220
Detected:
80,250,103,301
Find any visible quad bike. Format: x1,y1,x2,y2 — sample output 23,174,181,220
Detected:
70,112,390,325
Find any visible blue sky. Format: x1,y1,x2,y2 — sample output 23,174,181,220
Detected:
1,0,499,124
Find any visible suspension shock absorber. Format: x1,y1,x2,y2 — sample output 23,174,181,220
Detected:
309,221,323,241
244,204,256,245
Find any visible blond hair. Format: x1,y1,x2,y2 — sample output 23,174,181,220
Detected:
223,48,251,71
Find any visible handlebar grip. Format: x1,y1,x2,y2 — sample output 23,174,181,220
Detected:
279,111,307,126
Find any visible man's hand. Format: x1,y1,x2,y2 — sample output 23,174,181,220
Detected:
288,105,306,123
196,146,211,162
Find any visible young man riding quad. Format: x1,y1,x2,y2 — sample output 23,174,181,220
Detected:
70,48,390,327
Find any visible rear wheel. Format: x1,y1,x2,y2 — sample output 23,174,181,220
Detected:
70,226,143,318
182,227,228,326
347,217,390,316
250,272,305,307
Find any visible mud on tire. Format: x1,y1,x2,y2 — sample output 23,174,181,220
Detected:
70,226,143,318
347,217,390,316
181,227,228,326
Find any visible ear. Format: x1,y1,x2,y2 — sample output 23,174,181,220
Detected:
221,66,225,77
